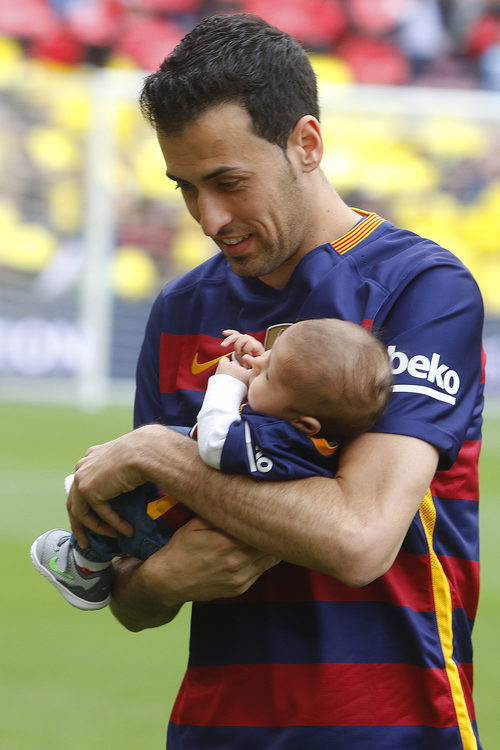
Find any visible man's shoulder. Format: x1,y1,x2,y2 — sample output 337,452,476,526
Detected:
352,219,480,300
366,220,471,272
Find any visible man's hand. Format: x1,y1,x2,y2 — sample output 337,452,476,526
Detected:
66,427,157,548
110,517,280,631
150,516,279,603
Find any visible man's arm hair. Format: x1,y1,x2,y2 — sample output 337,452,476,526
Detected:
118,425,438,587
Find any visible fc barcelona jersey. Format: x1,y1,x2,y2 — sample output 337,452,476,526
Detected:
220,404,339,480
134,210,484,750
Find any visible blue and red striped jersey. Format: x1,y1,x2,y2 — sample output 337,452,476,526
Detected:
134,210,484,750
220,405,339,479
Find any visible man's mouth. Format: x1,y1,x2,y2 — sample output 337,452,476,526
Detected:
218,234,253,257
220,234,251,246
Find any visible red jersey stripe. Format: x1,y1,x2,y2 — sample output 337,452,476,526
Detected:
205,552,478,618
171,661,474,728
431,440,480,501
213,552,436,613
439,555,480,619
159,333,226,393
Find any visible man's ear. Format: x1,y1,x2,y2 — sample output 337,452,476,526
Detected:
290,415,322,436
287,115,323,173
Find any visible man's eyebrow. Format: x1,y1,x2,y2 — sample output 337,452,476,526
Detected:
166,166,238,183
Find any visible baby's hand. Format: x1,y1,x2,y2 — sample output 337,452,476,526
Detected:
216,355,250,385
221,329,265,366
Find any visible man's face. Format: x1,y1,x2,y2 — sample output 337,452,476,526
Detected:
157,102,312,289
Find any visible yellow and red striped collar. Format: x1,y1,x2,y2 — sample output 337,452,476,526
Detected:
331,210,385,256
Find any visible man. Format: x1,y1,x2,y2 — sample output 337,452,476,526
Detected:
67,13,484,750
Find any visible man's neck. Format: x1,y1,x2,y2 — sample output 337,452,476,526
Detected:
258,188,361,290
312,180,361,247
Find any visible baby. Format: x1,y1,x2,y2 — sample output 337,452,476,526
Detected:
198,318,393,476
30,318,393,610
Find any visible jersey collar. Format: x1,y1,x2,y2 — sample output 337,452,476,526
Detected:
331,209,386,256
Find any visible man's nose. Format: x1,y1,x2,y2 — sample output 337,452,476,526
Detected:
197,192,232,237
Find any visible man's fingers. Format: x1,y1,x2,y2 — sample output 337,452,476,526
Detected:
69,516,89,549
257,553,281,572
67,496,134,545
93,504,135,538
80,505,134,539
70,506,119,539
243,550,281,570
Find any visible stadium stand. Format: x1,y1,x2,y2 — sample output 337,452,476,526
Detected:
1,0,498,86
0,1,499,404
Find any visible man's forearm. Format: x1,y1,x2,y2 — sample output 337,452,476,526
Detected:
135,426,335,568
132,425,438,586
70,423,438,587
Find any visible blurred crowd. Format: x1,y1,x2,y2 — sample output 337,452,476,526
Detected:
0,0,499,317
1,0,500,88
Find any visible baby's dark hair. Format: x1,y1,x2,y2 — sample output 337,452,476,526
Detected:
279,319,393,442
139,13,319,148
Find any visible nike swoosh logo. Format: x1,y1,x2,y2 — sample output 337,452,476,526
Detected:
49,556,73,580
191,352,231,375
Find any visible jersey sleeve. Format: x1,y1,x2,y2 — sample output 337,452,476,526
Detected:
373,261,484,469
220,410,336,480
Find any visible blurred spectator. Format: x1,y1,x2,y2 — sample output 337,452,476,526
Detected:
0,0,496,89
0,0,57,45
466,0,500,88
245,0,347,51
336,33,411,85
112,9,186,69
1,0,499,311
396,0,450,76
30,24,85,65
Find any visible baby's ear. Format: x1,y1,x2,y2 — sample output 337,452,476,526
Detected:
290,416,321,436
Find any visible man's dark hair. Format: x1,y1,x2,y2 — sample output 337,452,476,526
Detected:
139,13,319,148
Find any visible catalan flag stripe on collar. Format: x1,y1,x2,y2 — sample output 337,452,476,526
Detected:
332,210,385,255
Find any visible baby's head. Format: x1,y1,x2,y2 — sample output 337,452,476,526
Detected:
247,319,393,441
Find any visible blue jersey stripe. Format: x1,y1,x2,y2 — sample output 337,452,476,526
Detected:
168,722,479,750
190,600,447,668
433,496,480,560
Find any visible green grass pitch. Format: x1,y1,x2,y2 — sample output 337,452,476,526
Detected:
1,402,498,748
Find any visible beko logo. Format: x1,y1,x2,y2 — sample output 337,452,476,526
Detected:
388,345,460,405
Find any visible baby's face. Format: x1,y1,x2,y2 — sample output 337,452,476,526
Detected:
246,332,295,418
